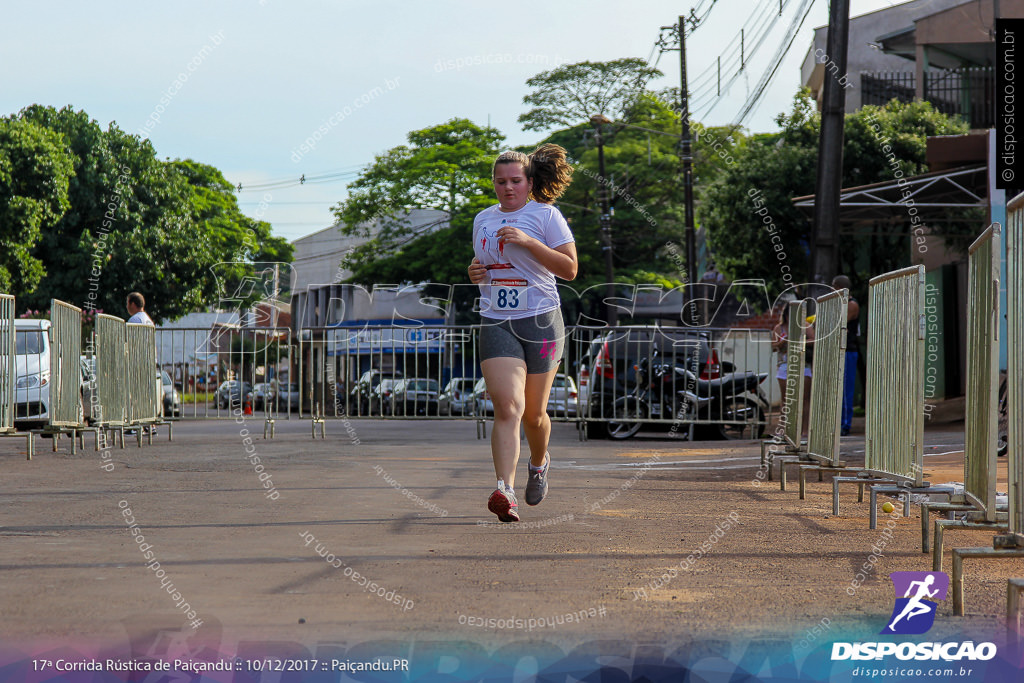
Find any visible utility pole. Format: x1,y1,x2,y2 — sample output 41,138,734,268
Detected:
591,114,616,326
659,18,698,324
811,0,851,283
679,15,698,325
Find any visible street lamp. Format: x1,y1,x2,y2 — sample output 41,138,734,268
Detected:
590,114,616,326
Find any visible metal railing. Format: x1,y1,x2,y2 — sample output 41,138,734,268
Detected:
806,289,848,467
127,323,159,426
0,294,13,432
760,300,806,476
94,314,128,428
48,299,83,428
964,224,1001,520
865,266,927,486
1008,194,1024,540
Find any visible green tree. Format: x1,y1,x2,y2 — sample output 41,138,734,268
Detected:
518,58,663,132
10,105,292,323
698,90,970,298
0,119,74,295
173,159,293,310
333,118,503,317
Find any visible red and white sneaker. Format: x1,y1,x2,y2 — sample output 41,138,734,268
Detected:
487,485,520,523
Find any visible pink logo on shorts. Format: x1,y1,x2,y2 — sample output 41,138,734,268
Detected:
539,339,556,360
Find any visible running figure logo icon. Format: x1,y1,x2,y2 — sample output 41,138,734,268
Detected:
539,339,557,360
881,571,949,634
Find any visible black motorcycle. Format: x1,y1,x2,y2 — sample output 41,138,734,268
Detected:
606,351,769,440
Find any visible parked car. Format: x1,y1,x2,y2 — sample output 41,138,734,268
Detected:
216,380,252,409
369,378,402,415
160,369,181,417
276,383,301,412
387,378,440,416
81,356,97,424
250,382,276,411
546,373,578,417
439,377,478,415
471,377,493,416
350,369,404,415
13,319,51,427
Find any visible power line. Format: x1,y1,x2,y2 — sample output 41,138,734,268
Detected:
731,0,818,126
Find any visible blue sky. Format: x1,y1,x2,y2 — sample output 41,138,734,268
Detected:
1,0,897,242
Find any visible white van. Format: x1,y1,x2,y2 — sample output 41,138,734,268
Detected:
14,319,50,426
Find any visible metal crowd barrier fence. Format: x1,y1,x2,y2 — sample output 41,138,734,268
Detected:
950,199,1024,616
926,224,1006,570
94,314,128,432
0,293,33,458
48,299,84,430
126,323,159,428
963,224,1001,520
152,326,292,421
0,294,15,433
301,324,479,423
805,289,847,468
762,300,807,482
1009,195,1024,544
864,266,927,486
145,323,773,442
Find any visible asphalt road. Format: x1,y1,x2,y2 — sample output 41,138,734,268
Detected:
0,415,1017,676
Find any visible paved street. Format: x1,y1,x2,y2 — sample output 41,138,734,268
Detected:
0,415,1017,675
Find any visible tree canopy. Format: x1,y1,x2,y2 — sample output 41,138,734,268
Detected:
0,118,74,294
518,58,663,132
698,91,971,297
332,118,502,316
4,105,292,323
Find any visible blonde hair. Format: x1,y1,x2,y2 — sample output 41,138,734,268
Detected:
492,143,573,204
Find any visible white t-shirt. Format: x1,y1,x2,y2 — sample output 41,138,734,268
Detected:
473,200,574,320
128,311,154,325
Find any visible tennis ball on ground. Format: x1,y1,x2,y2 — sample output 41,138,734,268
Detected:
881,502,895,513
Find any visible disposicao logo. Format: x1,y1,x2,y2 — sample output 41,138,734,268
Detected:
830,571,997,663
881,571,947,635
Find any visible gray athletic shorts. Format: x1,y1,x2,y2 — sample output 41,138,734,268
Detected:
479,309,565,374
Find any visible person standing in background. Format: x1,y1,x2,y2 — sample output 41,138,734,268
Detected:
126,292,154,325
832,275,860,436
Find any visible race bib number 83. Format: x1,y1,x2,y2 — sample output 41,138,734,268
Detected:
490,279,527,311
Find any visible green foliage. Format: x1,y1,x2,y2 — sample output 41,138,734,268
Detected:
333,118,503,312
0,119,74,294
7,105,292,323
518,58,663,132
698,90,972,298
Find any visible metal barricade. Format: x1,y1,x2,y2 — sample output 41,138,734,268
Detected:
806,289,848,467
949,199,1024,616
94,314,128,429
308,325,479,423
151,326,292,421
0,294,14,433
761,300,807,475
1009,194,1024,543
0,294,34,458
48,299,84,428
864,266,927,486
964,224,1001,520
126,323,159,426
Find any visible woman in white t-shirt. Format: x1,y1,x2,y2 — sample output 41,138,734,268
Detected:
467,144,577,523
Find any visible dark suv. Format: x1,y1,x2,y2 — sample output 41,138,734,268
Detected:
578,327,719,438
